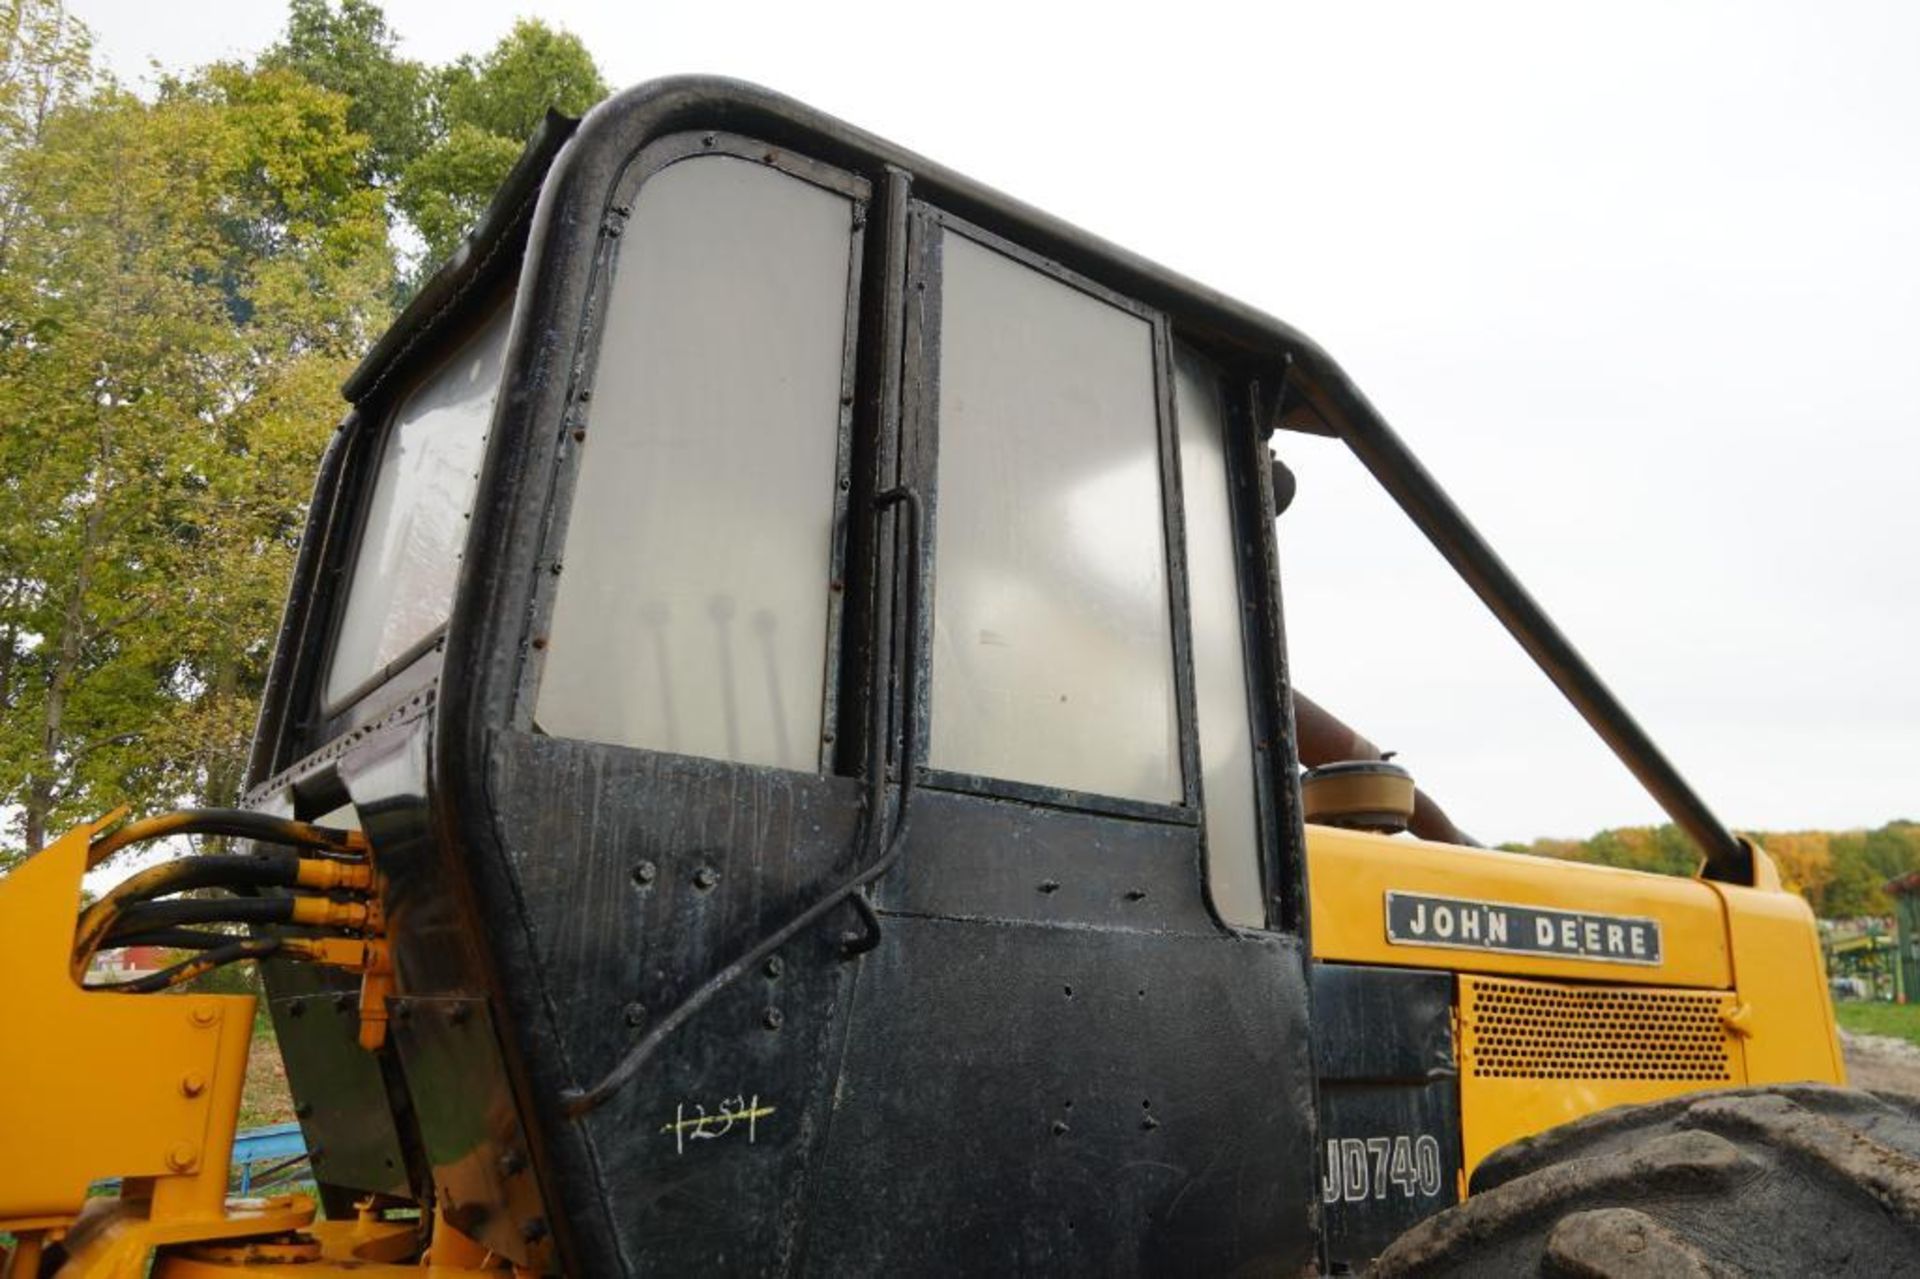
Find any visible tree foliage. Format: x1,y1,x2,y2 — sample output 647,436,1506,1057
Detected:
260,0,426,184
395,19,605,266
0,4,606,864
1505,819,1920,920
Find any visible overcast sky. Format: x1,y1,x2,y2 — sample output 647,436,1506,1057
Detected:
76,0,1919,845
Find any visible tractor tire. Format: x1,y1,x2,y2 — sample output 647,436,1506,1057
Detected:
1370,1084,1920,1278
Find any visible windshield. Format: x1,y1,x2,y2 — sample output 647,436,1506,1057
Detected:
324,304,511,708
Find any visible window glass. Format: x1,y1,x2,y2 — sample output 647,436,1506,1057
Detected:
326,305,510,706
928,232,1180,803
534,155,856,770
1176,346,1264,926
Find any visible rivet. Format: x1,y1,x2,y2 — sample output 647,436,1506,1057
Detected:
1124,888,1147,902
166,1142,199,1172
623,1002,648,1028
1038,879,1060,895
189,1003,219,1028
763,1007,784,1030
1051,1121,1070,1137
180,1072,206,1098
693,867,720,891
1142,1116,1160,1131
764,956,784,979
531,636,548,651
632,860,657,886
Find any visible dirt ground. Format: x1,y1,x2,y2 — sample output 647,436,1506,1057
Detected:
1840,1029,1920,1096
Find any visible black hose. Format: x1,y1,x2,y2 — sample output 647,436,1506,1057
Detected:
562,486,926,1119
84,938,283,993
103,927,273,951
107,897,295,941
87,809,365,867
98,853,300,908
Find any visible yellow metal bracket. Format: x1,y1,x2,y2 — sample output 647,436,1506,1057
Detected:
0,817,313,1275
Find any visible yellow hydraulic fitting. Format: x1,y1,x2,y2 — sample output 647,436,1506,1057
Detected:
290,897,373,930
295,857,375,892
356,940,396,1052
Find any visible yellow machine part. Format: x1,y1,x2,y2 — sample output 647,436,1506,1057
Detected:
1307,824,1845,1178
0,819,517,1278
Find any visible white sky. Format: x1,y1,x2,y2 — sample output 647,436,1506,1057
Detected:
75,0,1920,845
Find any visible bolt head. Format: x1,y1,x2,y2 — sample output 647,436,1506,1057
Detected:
631,861,657,886
762,1007,784,1030
166,1142,199,1172
764,956,784,979
693,867,720,891
189,1002,219,1028
623,1002,648,1028
179,1072,207,1099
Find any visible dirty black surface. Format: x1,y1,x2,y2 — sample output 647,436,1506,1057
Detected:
1313,964,1461,1272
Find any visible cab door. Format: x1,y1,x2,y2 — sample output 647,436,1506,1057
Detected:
801,205,1319,1275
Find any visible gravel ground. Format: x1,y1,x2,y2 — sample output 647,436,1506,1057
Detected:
1840,1029,1920,1096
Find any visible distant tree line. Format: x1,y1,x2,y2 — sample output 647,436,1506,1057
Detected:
1501,820,1920,919
0,0,604,863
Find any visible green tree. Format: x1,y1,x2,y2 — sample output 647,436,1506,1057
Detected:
1,3,611,865
260,0,426,184
0,49,389,857
1824,833,1887,918
395,18,605,266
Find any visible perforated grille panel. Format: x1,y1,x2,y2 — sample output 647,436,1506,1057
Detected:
1462,977,1735,1082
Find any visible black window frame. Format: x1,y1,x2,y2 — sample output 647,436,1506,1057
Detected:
898,203,1204,827
508,130,872,779
309,287,517,740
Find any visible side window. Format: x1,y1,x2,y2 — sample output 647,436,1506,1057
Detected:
534,152,862,770
1175,346,1265,928
926,229,1181,805
325,305,510,708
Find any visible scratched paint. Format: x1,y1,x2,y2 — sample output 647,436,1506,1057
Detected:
661,1095,777,1155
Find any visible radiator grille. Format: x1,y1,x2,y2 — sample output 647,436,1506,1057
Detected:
1462,977,1734,1082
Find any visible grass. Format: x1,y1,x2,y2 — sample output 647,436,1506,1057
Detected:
1835,1000,1920,1047
239,1009,297,1130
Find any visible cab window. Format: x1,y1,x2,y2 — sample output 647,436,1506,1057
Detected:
532,150,864,771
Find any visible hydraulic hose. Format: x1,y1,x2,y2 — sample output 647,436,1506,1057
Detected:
84,808,366,871
100,927,270,951
84,938,284,993
1292,689,1479,847
106,897,297,939
562,485,927,1120
72,853,303,974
